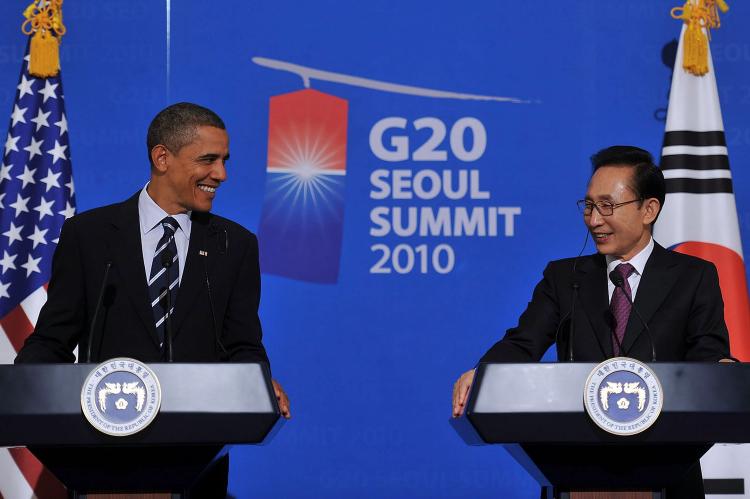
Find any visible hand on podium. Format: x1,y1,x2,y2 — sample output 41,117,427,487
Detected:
452,369,475,418
272,379,291,419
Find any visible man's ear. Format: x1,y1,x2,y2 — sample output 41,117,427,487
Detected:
150,145,170,173
643,198,660,225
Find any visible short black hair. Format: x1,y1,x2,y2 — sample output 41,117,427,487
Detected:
146,102,225,165
590,145,666,223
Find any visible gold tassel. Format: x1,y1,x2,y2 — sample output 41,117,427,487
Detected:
683,16,709,75
671,0,728,76
29,29,60,78
21,0,66,78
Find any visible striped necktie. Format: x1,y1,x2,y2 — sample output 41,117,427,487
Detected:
148,216,179,348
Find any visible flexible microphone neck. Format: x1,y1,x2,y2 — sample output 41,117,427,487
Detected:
86,261,112,363
608,270,656,362
567,282,580,362
161,250,174,362
203,224,229,359
561,231,589,362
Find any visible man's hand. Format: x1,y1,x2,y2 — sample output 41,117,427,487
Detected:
272,379,291,419
452,369,475,418
719,358,736,363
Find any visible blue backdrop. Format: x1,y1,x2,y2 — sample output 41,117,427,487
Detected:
2,1,750,497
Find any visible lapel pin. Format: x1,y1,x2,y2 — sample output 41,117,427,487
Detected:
199,250,208,256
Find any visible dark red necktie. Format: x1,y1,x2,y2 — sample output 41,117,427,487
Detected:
610,263,635,356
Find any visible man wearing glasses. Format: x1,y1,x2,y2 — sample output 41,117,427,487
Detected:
451,145,730,497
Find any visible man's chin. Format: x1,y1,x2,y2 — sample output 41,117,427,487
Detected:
593,241,614,255
189,198,214,213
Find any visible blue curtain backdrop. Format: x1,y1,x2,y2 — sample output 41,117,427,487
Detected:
1,1,749,497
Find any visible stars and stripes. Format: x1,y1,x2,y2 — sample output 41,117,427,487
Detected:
0,50,74,320
0,45,73,497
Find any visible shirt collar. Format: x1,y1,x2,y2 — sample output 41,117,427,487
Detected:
138,183,192,238
605,236,654,277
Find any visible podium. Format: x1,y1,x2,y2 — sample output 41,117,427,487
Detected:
451,362,750,498
0,363,284,496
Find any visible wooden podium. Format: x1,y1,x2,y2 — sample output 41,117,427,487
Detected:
0,363,284,497
451,362,750,499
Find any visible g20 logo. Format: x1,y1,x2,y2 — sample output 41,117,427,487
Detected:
369,117,487,162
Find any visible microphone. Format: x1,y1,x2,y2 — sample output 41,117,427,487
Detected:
567,282,580,362
161,249,175,362
608,270,656,362
85,261,112,363
204,223,229,359
219,227,228,255
555,231,588,362
203,259,229,360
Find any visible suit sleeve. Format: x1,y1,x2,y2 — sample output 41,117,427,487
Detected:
221,232,270,365
15,219,85,363
684,261,731,361
479,263,562,363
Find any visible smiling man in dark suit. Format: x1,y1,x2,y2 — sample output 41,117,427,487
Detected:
15,102,290,495
452,145,731,498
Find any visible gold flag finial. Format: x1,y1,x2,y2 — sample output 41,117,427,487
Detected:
21,0,66,78
671,0,728,76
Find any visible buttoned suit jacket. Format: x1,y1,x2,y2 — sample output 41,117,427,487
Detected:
480,243,730,363
15,192,269,364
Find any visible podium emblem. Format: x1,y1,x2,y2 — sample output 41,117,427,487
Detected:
80,358,162,436
583,357,663,436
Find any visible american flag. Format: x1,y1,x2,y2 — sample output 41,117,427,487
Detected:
0,43,73,498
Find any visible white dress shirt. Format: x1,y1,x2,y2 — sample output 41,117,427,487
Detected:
605,236,654,303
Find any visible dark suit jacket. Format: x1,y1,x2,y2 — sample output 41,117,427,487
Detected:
15,192,270,365
480,243,730,363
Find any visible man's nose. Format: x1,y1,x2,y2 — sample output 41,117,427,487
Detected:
587,208,604,226
212,162,227,182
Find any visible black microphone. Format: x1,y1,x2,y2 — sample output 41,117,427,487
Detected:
85,261,112,363
161,250,175,362
555,231,588,362
203,258,229,360
609,270,656,362
567,282,580,362
219,227,228,255
204,224,229,359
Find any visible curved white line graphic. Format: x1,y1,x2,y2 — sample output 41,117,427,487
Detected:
252,56,532,104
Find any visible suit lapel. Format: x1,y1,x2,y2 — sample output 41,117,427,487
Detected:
172,212,217,336
576,254,613,359
108,193,161,347
621,243,679,355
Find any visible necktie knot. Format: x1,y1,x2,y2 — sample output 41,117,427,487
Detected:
161,216,178,236
616,262,635,280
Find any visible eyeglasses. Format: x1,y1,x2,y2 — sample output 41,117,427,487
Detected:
576,198,642,216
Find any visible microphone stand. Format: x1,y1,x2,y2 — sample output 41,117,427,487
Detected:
86,261,112,363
